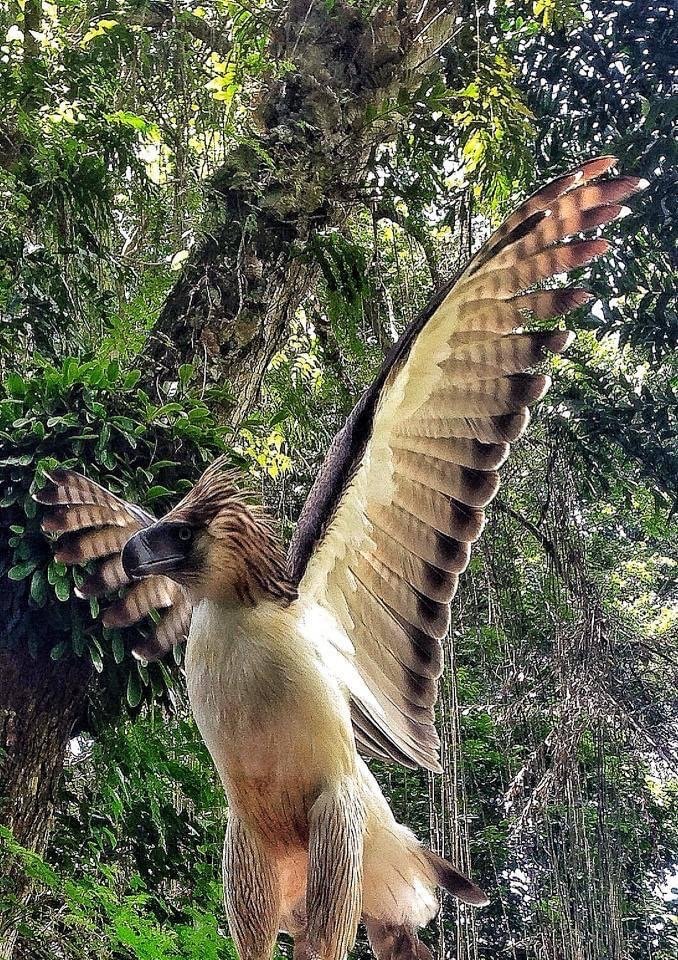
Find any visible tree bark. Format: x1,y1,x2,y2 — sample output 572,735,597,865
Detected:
22,0,43,110
0,650,90,851
146,0,460,418
0,578,91,958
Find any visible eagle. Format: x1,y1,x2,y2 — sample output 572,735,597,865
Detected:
35,158,641,960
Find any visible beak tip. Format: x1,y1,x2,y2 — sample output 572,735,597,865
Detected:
121,524,185,580
121,536,144,580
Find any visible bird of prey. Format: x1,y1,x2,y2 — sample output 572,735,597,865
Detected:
36,158,641,960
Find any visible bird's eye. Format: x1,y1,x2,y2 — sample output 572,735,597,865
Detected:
178,527,193,543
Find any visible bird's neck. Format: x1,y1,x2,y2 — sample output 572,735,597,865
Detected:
198,521,297,608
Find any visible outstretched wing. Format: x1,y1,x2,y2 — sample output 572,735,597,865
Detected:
288,157,643,772
34,469,191,661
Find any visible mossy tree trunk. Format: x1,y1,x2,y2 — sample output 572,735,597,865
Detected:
146,0,459,419
0,576,91,959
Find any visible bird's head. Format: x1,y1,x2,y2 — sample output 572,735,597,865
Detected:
121,457,297,607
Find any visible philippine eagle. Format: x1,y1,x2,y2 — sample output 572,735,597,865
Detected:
36,158,641,960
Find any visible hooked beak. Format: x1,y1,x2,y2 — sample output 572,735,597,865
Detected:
122,524,186,579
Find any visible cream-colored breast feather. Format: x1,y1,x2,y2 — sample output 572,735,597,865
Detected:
185,598,363,793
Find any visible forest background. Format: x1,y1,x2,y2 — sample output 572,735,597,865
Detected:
0,2,675,959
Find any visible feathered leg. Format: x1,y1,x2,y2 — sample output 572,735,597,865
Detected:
305,778,365,960
223,815,281,960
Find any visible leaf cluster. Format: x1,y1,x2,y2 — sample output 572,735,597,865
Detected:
0,355,228,726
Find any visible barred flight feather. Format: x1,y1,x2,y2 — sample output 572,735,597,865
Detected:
394,450,501,508
54,525,133,564
393,479,487,540
367,506,472,575
102,577,175,628
441,329,574,375
351,577,444,679
74,555,127,597
34,469,190,660
289,157,644,770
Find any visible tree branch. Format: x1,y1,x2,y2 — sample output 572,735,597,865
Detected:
121,2,236,58
493,498,565,579
374,201,442,287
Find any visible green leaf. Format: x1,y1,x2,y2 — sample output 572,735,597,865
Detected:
188,406,210,422
145,485,172,501
30,569,47,606
111,632,125,665
8,560,38,580
89,644,104,673
4,371,27,399
127,671,142,708
0,452,33,466
179,363,194,387
48,561,67,584
54,577,70,601
50,641,67,661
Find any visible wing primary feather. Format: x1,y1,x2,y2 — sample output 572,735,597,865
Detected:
54,525,132,564
393,478,487,541
471,155,618,268
457,239,610,303
36,468,189,663
394,449,501,508
392,433,510,470
74,555,128,598
368,503,472,574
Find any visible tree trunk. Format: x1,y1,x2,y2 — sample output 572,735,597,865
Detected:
22,0,43,110
0,581,91,957
0,651,90,851
146,0,460,415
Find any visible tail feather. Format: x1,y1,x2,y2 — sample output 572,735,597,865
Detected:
363,847,487,960
421,847,489,907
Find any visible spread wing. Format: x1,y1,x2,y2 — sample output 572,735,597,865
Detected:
288,156,643,772
34,469,191,661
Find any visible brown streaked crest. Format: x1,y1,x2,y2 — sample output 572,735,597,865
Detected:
165,456,247,527
122,456,298,609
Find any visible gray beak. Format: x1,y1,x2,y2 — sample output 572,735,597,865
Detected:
121,524,188,579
